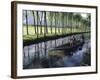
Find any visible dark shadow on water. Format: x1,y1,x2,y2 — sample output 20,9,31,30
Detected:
23,33,91,69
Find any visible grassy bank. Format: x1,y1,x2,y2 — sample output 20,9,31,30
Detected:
23,26,84,41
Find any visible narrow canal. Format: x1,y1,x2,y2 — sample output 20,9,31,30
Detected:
23,33,91,69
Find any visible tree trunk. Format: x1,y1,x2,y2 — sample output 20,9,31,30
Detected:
32,11,36,34
25,10,29,35
36,11,39,38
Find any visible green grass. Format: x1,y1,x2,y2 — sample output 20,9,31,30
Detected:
23,26,87,41
23,26,67,35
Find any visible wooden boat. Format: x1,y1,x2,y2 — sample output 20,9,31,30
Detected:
49,40,84,56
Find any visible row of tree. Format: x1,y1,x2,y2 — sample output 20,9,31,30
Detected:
23,10,91,36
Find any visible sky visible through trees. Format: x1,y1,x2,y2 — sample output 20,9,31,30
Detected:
23,10,91,40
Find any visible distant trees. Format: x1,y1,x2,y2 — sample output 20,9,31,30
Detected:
23,10,91,36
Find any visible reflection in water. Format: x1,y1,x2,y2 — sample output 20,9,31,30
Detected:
23,34,91,69
63,42,90,67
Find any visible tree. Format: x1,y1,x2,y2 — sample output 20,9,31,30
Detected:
50,12,53,34
25,10,29,35
86,14,91,31
36,11,39,38
43,11,47,36
74,13,82,32
68,13,74,33
32,11,36,34
55,12,57,35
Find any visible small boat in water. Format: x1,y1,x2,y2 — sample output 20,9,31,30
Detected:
57,41,83,52
48,41,90,68
49,38,84,56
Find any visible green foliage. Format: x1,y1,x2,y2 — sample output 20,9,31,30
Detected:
23,11,91,41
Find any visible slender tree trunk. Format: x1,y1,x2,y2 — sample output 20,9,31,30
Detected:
66,13,68,33
36,11,39,38
32,11,36,34
37,11,43,35
64,14,66,33
62,13,64,34
58,13,60,33
50,12,53,34
40,11,43,34
60,13,62,34
44,11,46,37
55,12,57,35
44,12,48,34
56,13,58,34
71,14,73,33
25,10,29,35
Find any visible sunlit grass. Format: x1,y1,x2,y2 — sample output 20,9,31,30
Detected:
23,26,77,35
23,26,88,40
